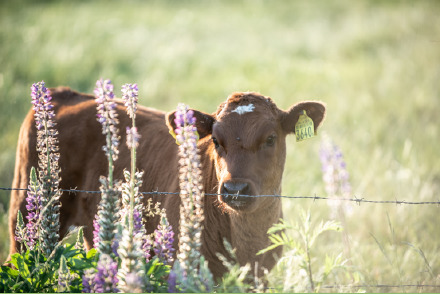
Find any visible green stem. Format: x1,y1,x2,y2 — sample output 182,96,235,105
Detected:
305,235,315,292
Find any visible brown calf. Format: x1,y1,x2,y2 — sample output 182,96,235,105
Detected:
8,88,326,280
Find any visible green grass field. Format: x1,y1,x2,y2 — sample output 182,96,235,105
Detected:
1,0,439,291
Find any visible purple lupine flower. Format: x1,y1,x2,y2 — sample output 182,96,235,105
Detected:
31,82,55,131
172,103,213,290
94,254,119,293
320,134,352,217
24,167,41,250
82,269,94,293
126,127,140,149
112,234,120,257
95,79,119,162
25,212,38,250
167,270,177,293
118,200,144,238
31,81,61,256
132,208,143,234
319,134,352,196
153,215,175,265
121,83,139,119
143,234,153,262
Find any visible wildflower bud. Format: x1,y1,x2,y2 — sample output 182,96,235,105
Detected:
95,79,119,162
121,83,139,120
126,127,140,149
75,227,85,250
57,256,71,293
15,210,25,244
153,215,175,265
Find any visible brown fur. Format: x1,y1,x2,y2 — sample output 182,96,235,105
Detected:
8,88,326,280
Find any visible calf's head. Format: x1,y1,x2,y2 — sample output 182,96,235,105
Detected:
167,92,326,213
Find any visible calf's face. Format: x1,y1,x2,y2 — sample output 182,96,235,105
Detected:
167,92,326,213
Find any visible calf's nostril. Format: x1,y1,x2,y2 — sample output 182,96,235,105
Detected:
222,182,249,196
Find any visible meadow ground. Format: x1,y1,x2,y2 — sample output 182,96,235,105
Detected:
0,0,439,291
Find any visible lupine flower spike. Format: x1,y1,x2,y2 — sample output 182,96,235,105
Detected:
175,104,204,268
24,167,41,250
93,79,121,257
15,167,41,251
170,103,213,292
82,255,119,293
153,213,175,265
82,269,95,293
31,81,61,256
119,83,143,232
319,134,352,217
95,79,119,164
94,254,119,293
117,219,145,293
117,83,146,292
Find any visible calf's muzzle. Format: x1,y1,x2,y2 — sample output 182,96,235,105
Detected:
220,179,256,210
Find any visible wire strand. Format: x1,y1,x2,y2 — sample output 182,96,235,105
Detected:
1,187,439,206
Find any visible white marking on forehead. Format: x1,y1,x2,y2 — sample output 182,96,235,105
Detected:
232,104,255,115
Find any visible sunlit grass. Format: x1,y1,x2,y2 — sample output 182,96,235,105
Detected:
1,0,439,291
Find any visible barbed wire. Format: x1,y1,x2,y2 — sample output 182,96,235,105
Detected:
1,186,439,206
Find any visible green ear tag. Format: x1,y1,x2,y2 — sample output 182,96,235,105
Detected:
295,110,315,142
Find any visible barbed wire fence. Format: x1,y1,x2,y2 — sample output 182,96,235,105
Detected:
1,186,440,206
1,186,439,291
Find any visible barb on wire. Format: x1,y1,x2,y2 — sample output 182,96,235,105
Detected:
353,195,364,206
2,187,440,206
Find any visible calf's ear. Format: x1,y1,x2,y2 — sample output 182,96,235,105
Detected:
281,101,326,134
166,110,215,140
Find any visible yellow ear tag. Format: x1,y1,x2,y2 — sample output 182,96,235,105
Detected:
295,110,315,142
169,129,200,146
169,129,180,145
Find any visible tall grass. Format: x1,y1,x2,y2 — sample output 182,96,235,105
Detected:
1,0,440,292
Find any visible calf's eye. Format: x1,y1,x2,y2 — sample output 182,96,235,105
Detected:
266,135,276,147
212,137,220,149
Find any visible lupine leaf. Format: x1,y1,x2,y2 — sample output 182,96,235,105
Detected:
86,248,98,259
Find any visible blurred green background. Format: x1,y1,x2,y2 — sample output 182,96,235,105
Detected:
1,0,439,290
